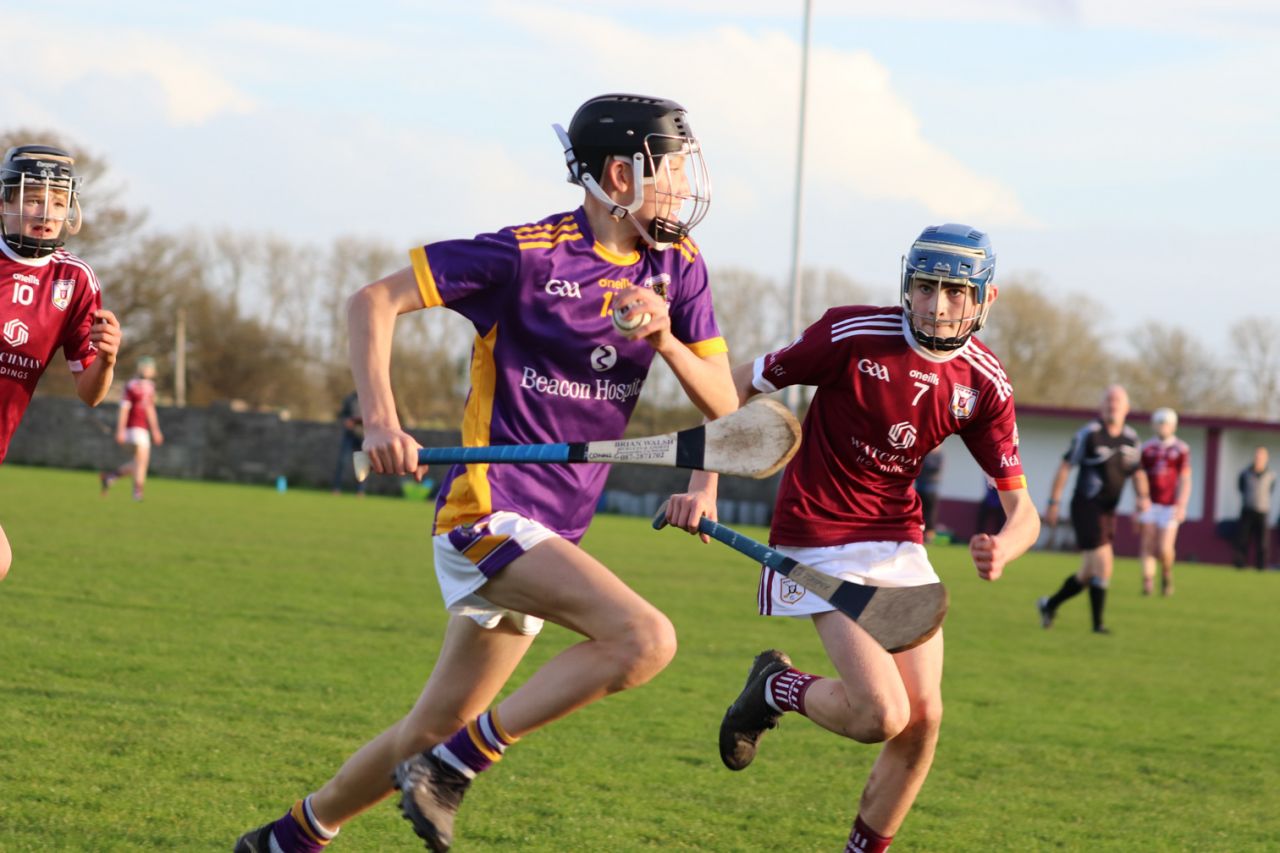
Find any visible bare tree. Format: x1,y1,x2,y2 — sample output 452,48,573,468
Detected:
979,276,1119,407
1116,322,1242,416
1230,317,1280,420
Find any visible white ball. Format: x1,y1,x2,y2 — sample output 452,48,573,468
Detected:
611,307,651,333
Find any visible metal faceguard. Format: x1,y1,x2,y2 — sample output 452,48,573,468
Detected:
900,223,996,351
0,145,83,258
553,93,710,250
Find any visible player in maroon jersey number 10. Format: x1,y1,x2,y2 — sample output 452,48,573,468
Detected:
664,223,1042,853
0,144,122,581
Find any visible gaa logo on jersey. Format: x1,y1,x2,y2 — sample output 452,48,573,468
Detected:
887,421,917,450
857,358,890,382
950,384,978,419
3,318,30,348
544,279,582,299
52,280,75,311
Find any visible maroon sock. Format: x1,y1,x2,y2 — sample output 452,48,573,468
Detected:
845,814,893,852
766,667,818,714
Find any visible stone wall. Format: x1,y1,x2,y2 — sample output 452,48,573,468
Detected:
9,397,780,521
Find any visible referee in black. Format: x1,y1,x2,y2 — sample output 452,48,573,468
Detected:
1038,385,1150,634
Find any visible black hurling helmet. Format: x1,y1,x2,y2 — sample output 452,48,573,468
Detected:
1,144,83,258
554,94,710,249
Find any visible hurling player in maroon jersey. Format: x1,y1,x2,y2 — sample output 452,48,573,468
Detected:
666,224,1041,853
100,355,165,501
0,145,121,581
1137,408,1191,596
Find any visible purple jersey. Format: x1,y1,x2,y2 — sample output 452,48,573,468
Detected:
412,207,726,541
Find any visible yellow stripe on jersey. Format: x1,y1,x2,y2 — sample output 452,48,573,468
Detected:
515,217,581,250
435,325,499,534
687,337,728,358
517,232,583,250
674,237,700,264
592,241,640,266
410,246,444,308
511,215,576,235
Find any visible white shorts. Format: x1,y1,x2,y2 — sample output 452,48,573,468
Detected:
759,540,940,618
124,426,151,448
432,511,558,636
1138,504,1179,529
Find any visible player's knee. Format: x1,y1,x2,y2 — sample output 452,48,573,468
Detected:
906,695,944,739
610,608,677,690
0,540,10,582
847,690,911,744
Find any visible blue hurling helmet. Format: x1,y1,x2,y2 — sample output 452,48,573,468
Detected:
901,223,996,351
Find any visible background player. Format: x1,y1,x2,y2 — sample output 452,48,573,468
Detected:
235,93,734,853
101,355,164,501
1038,385,1150,633
665,223,1040,852
1137,407,1190,595
0,144,120,580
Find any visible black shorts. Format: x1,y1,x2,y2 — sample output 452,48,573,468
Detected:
1071,497,1117,550
919,491,940,530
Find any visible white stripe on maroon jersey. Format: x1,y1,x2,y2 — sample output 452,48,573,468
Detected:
55,252,101,294
832,327,901,344
831,315,901,344
964,344,1011,387
960,350,1012,400
831,313,899,335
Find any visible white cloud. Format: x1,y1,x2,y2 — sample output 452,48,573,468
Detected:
500,4,1035,228
9,14,255,127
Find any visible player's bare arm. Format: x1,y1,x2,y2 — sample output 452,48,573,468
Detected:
665,360,763,536
73,309,121,407
347,265,429,481
146,402,164,445
1175,464,1192,522
115,399,130,444
1133,468,1152,513
1044,459,1072,527
970,487,1040,581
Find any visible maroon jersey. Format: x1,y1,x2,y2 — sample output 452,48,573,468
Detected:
1140,437,1190,506
0,244,101,463
755,306,1025,547
123,378,156,429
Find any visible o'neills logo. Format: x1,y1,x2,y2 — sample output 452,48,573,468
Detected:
520,366,643,403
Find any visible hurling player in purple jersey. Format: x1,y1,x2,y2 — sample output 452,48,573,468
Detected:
665,225,1041,853
0,145,121,582
235,95,735,853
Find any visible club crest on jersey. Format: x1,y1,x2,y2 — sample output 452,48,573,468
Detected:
51,280,74,311
642,273,671,300
950,384,978,419
779,578,806,604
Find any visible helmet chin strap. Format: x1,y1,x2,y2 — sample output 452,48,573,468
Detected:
553,124,677,251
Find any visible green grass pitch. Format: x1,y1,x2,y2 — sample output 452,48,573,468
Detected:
1,466,1277,851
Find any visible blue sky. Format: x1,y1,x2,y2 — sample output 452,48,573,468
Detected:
7,1,1277,352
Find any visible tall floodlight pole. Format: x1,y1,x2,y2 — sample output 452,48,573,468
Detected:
785,0,812,412
175,307,187,408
